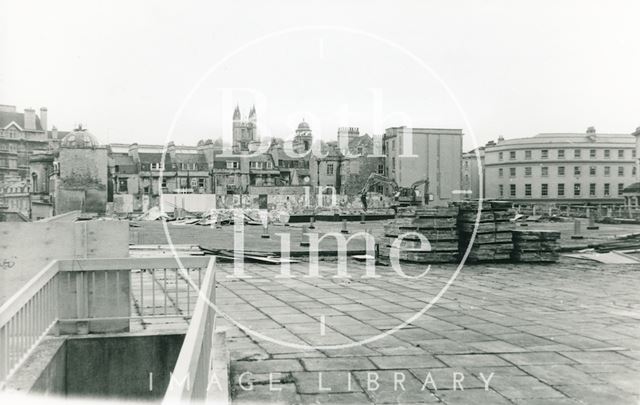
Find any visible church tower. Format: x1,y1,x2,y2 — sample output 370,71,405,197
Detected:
232,105,258,152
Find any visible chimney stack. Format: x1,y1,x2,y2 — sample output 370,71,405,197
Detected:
24,108,36,130
128,143,140,165
40,107,48,137
167,141,177,163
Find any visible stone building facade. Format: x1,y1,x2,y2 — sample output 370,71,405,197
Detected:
483,128,638,204
384,127,463,206
462,146,485,200
55,127,109,214
0,104,50,183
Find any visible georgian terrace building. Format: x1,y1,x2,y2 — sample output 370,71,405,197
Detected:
484,128,637,204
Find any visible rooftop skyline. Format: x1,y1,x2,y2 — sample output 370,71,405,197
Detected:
2,0,639,150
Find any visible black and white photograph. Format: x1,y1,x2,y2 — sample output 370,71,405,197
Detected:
1,1,639,404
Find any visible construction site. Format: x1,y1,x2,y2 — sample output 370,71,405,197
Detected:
1,195,639,404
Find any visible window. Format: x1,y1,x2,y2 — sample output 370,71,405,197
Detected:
498,168,504,177
589,166,596,176
557,149,565,159
525,150,532,160
118,179,128,193
150,162,163,170
558,166,565,176
498,152,503,161
590,149,596,159
604,150,610,159
391,157,395,170
574,166,581,176
198,178,205,188
391,140,395,151
226,161,239,169
509,167,516,177
618,149,624,159
634,166,637,176
633,150,637,158
509,151,516,160
525,184,532,197
574,183,581,196
326,163,334,175
524,167,532,177
589,183,596,196
541,166,548,177
604,183,610,196
510,184,516,197
541,150,549,159
618,183,624,196
618,166,624,176
604,166,611,176
161,177,167,188
558,183,565,196
250,161,261,169
498,184,504,197
377,164,384,175
266,161,273,169
574,149,581,158
541,183,548,197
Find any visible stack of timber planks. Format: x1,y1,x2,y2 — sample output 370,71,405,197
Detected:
458,201,514,263
378,207,459,263
511,230,561,262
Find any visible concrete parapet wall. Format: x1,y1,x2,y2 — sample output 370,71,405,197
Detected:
8,332,185,400
0,221,130,306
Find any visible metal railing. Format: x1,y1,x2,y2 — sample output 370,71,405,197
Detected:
0,260,59,386
163,257,219,403
56,257,213,324
0,256,216,387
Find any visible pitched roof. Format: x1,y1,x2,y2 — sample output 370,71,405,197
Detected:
0,110,43,131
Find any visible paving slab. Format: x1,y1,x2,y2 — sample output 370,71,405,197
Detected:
133,236,640,404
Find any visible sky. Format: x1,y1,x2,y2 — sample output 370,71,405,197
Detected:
1,0,639,151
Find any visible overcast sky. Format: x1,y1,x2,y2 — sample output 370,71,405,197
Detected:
1,0,639,150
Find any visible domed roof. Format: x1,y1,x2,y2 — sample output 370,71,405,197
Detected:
60,125,99,149
297,121,310,130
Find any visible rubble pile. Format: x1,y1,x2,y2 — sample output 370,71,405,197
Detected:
512,230,561,262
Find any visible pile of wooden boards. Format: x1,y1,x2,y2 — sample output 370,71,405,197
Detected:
377,207,459,263
458,201,514,263
512,230,561,262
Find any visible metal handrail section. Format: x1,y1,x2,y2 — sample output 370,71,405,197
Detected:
0,256,215,387
163,257,217,403
56,257,213,322
0,260,60,386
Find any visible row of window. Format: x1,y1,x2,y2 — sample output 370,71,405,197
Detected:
0,129,20,139
118,177,207,193
278,160,310,169
498,183,626,198
323,163,385,176
148,162,205,171
498,148,635,161
498,165,635,178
